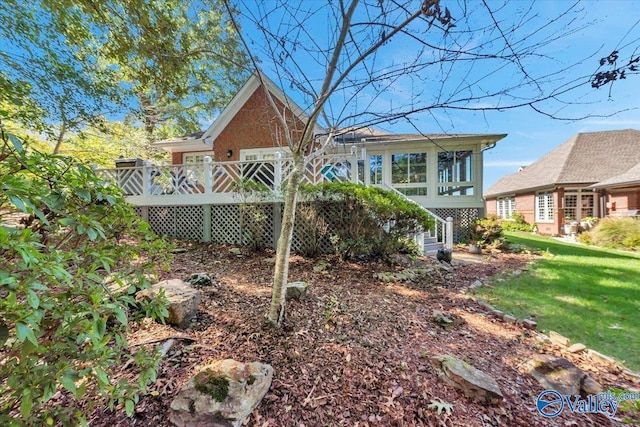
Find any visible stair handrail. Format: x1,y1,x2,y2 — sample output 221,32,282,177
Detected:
381,183,453,250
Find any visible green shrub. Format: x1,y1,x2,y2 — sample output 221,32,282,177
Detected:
590,217,640,250
299,182,433,259
0,128,172,425
471,217,505,249
500,212,535,232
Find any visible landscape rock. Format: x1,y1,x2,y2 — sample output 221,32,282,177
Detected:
313,260,329,272
476,299,496,312
186,272,214,287
567,343,586,353
549,330,570,347
503,315,517,323
229,248,242,257
521,319,537,330
374,268,432,283
286,281,309,300
490,309,504,319
432,355,503,404
524,354,602,395
169,359,273,427
470,279,483,288
136,279,201,328
587,349,617,365
432,310,465,331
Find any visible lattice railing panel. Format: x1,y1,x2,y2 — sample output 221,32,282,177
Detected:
149,164,206,195
148,206,175,236
304,154,357,184
98,168,144,196
176,205,204,240
211,205,242,244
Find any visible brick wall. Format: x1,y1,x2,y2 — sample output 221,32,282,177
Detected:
607,187,640,212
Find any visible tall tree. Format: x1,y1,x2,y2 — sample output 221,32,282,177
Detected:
0,0,250,153
227,0,640,327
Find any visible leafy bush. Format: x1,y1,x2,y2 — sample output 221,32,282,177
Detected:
470,217,505,249
0,128,172,425
500,212,535,232
590,216,640,250
299,182,433,259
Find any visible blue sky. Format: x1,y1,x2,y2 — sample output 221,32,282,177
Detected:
237,0,640,192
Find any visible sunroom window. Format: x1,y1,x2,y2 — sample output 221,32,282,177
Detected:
437,150,474,196
391,152,427,196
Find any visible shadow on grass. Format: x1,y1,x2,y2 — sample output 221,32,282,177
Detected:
476,232,640,371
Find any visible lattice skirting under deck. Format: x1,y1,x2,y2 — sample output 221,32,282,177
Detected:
140,203,479,252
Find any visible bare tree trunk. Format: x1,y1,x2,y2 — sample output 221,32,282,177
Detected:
267,153,304,326
52,122,67,154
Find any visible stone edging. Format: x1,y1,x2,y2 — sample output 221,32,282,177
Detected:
471,288,640,385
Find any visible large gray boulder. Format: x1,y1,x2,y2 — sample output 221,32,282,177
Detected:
136,279,200,328
432,355,503,404
169,359,274,427
524,354,602,395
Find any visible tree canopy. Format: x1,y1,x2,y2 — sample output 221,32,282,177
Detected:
0,0,250,155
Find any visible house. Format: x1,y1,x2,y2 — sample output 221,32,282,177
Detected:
485,129,640,235
100,71,507,248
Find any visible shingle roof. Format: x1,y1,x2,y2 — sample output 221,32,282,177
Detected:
485,129,640,197
590,160,640,189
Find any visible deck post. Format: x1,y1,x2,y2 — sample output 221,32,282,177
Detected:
274,152,282,193
142,160,152,197
203,156,213,194
445,216,454,250
350,145,358,183
202,205,211,242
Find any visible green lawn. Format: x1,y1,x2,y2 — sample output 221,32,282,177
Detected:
475,232,640,371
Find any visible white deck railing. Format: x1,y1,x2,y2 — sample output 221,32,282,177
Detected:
96,153,363,198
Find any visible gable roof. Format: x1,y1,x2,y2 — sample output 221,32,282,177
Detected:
485,129,640,197
154,71,322,153
590,160,640,189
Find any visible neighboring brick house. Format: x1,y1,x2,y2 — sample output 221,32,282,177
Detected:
485,129,640,235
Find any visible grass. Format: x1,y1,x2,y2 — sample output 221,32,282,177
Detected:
475,231,640,372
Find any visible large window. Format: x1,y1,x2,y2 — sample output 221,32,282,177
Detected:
391,152,427,196
437,150,474,196
497,196,516,219
536,191,554,222
564,191,595,221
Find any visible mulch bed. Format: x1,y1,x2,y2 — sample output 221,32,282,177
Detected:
86,243,638,426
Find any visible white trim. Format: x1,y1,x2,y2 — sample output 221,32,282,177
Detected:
183,151,215,164
240,147,291,161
